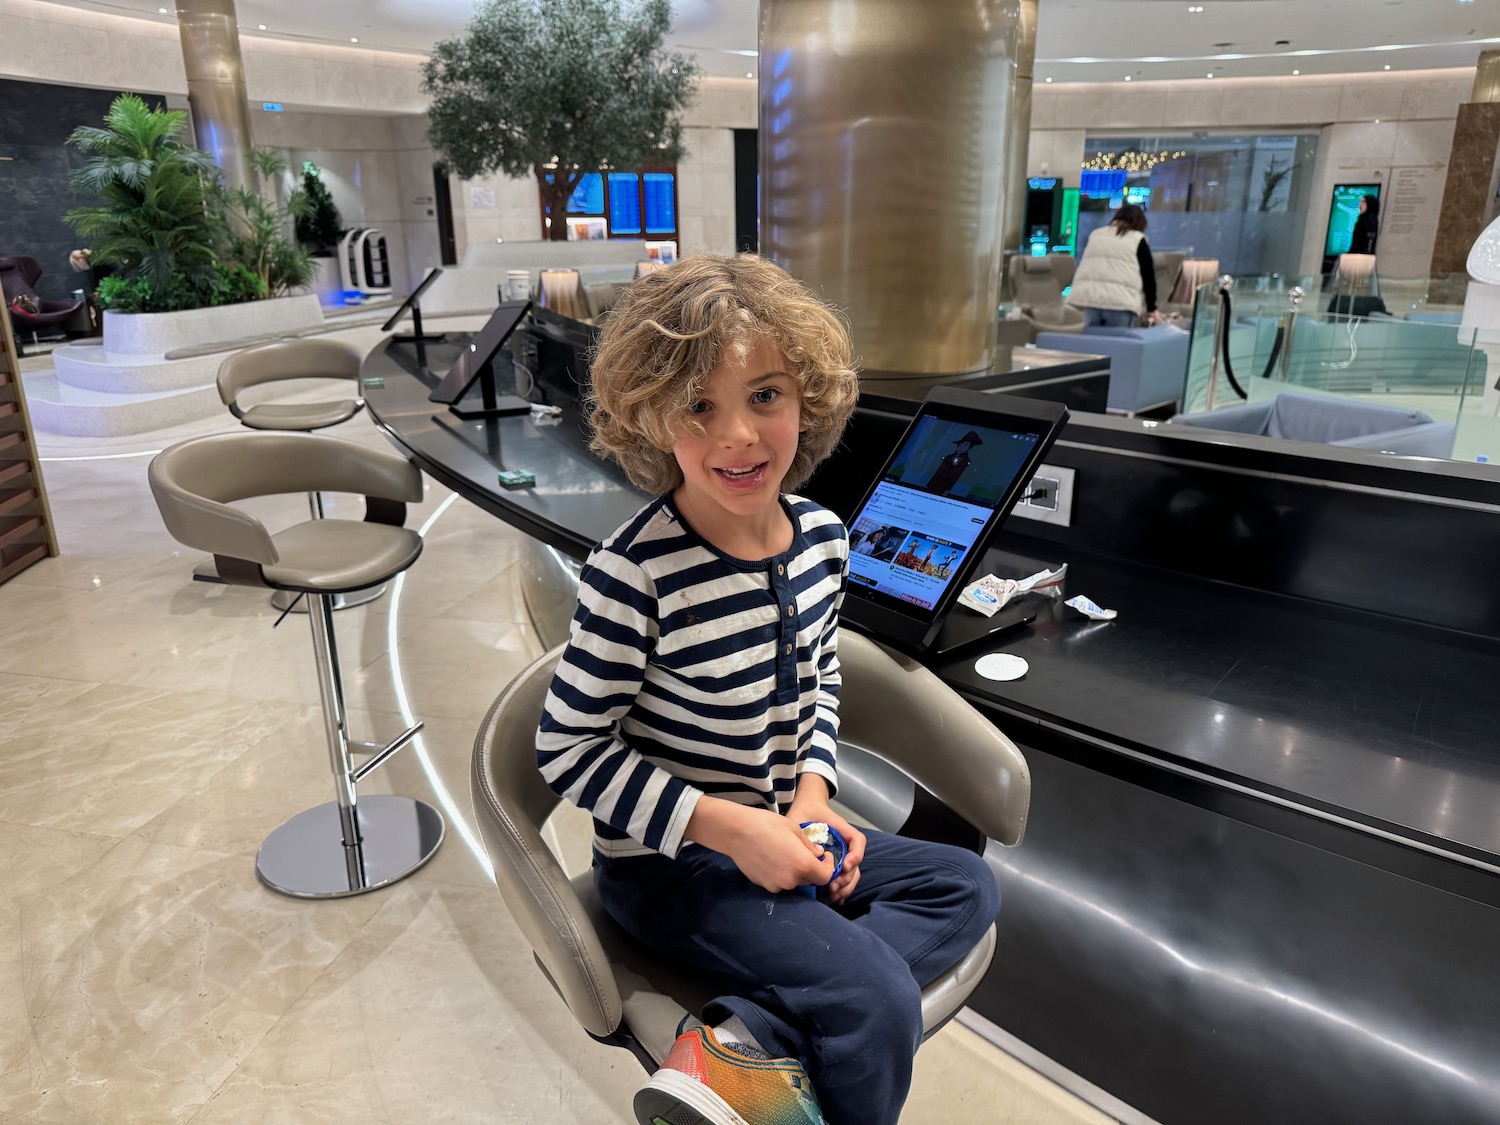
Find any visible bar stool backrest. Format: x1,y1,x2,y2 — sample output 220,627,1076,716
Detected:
217,338,363,408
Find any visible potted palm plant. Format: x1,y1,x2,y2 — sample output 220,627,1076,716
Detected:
64,95,322,356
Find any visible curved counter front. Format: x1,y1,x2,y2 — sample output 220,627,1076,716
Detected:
364,334,1500,1125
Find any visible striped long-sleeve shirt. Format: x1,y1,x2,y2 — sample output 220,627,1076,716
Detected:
536,493,847,859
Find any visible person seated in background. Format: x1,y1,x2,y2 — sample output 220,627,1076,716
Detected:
1067,203,1162,328
536,252,1000,1125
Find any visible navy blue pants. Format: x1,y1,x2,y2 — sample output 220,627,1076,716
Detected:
594,829,1001,1125
1082,306,1138,328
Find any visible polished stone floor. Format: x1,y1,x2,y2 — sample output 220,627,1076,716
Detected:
0,363,1117,1123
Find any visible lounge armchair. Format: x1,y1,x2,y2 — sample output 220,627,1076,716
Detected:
1169,390,1456,458
0,256,84,351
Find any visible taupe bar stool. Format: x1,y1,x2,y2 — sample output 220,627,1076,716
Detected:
472,630,1027,1070
217,338,383,611
150,431,444,898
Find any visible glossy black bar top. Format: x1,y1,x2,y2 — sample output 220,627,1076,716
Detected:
938,539,1500,866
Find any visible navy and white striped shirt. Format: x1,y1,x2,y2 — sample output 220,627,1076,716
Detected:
537,493,847,859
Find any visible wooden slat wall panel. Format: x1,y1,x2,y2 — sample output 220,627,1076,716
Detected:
0,281,59,582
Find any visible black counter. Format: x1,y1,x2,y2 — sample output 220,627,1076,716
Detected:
364,334,1500,1125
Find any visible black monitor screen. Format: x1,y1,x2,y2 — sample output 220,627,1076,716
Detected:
428,299,533,404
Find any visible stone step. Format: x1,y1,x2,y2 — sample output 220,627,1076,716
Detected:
51,343,224,395
22,371,221,438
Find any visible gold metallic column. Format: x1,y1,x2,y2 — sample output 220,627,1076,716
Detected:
1001,0,1039,257
1474,50,1500,104
176,0,255,191
760,0,1022,380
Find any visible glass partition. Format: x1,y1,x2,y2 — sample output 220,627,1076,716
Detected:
1182,280,1490,462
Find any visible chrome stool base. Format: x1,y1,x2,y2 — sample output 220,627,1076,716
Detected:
270,584,386,613
255,795,444,899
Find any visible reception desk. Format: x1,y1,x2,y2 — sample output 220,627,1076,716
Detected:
364,333,1500,1125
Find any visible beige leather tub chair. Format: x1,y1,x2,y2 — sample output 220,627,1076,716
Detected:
471,628,1030,1072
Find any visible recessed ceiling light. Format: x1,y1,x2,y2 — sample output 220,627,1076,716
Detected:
157,5,168,11
1045,77,1053,83
1206,72,1214,78
746,71,754,78
1292,69,1300,75
257,23,267,29
350,36,359,42
1124,75,1132,81
1384,64,1392,69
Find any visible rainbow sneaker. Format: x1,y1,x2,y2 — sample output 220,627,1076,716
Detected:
633,1022,825,1125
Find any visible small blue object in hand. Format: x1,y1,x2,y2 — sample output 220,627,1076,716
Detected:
796,821,847,898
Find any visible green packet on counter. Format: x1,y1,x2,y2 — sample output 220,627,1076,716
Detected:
497,469,535,488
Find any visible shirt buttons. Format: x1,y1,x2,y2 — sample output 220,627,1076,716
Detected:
777,564,785,576
786,605,795,617
785,644,793,655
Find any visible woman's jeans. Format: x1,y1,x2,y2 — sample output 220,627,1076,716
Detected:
1082,306,1138,328
594,829,1001,1125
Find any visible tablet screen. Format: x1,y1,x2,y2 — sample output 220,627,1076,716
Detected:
428,300,532,404
840,388,1067,649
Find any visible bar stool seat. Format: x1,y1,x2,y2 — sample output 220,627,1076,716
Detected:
150,430,443,899
238,400,363,431
263,520,422,592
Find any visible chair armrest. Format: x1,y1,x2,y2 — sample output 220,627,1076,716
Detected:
836,631,1031,847
471,646,625,1039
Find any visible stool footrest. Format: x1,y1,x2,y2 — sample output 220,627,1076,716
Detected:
351,721,425,783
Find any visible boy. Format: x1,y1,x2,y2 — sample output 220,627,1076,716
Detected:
536,255,1000,1125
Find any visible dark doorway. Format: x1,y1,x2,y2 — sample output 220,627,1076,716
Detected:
433,165,457,266
733,128,759,254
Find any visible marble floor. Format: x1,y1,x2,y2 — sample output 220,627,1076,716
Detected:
1,346,1120,1124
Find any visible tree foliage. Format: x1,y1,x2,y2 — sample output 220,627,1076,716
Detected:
296,162,344,254
423,0,700,240
214,148,316,297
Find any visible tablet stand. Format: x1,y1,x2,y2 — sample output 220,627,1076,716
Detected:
390,303,446,345
448,351,531,419
923,600,1037,657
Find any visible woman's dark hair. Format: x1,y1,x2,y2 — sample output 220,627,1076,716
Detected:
1361,194,1380,218
1111,204,1148,235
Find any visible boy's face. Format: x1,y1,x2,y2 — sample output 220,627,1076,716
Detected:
671,337,803,524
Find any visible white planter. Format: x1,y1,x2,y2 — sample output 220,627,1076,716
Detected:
103,294,325,357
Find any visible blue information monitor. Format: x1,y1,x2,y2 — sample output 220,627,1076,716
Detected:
1324,183,1379,256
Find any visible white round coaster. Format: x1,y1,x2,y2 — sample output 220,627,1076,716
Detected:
974,653,1029,681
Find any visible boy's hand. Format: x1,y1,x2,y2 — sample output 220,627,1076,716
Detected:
787,777,868,906
686,798,833,894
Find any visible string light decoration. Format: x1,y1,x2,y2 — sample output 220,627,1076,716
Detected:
1081,149,1189,173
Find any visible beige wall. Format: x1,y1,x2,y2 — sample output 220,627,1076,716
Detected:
1027,69,1472,278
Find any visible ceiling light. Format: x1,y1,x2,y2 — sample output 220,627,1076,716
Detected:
746,71,754,78
1045,77,1053,83
157,5,168,11
1206,72,1214,78
350,36,359,42
1124,75,1132,81
1384,64,1392,69
257,23,267,29
1292,69,1300,75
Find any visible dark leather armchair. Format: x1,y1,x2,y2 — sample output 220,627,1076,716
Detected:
0,256,85,347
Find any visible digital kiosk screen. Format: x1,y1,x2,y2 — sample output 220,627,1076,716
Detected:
841,388,1067,651
1324,183,1379,257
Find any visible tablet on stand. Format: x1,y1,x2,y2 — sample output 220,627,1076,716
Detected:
839,386,1069,656
427,299,534,419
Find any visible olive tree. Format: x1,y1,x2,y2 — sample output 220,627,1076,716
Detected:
423,0,701,240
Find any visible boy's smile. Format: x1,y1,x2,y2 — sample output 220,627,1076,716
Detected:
671,338,804,554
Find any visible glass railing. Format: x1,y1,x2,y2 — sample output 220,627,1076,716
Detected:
1182,280,1491,461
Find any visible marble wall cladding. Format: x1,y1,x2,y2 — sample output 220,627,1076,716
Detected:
0,80,169,300
1430,103,1500,277
677,126,737,255
683,76,757,130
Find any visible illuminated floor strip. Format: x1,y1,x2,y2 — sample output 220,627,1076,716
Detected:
40,449,164,462
385,491,497,883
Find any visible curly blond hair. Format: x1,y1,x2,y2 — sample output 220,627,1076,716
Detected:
586,254,859,495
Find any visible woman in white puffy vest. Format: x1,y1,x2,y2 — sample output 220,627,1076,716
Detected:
1066,204,1161,328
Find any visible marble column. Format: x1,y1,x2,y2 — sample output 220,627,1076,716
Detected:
176,0,255,192
759,0,1022,380
1428,90,1500,286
